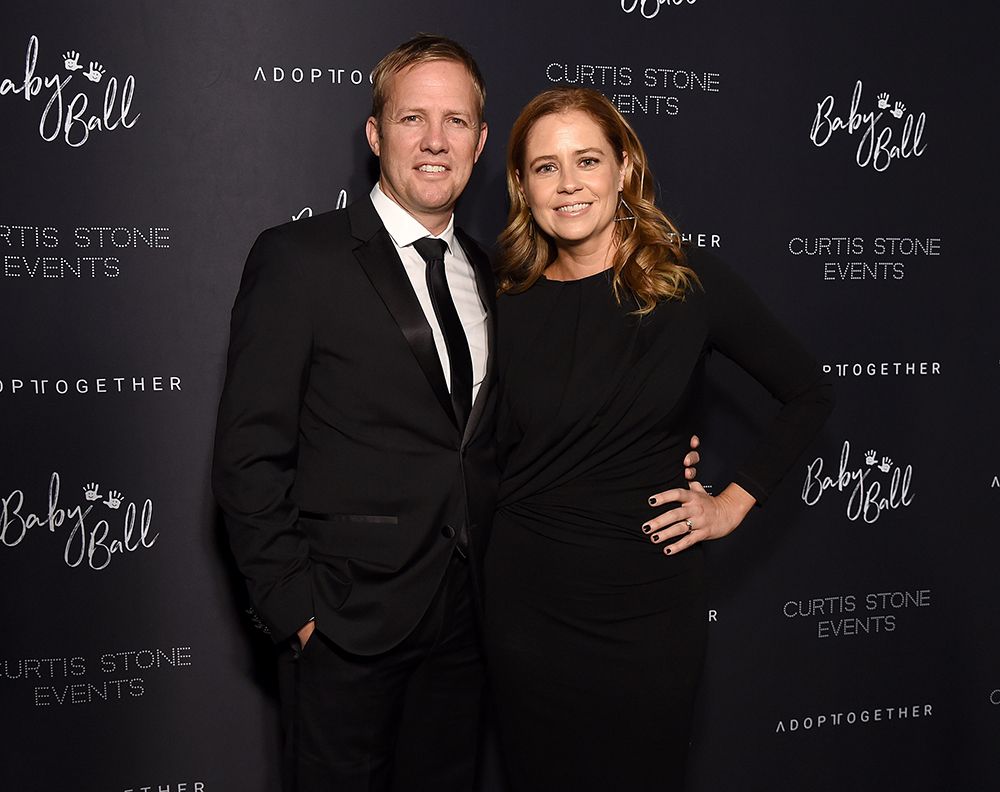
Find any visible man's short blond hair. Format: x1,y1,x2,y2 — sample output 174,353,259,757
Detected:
370,34,486,124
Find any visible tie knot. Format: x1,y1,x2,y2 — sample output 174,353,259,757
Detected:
413,237,448,265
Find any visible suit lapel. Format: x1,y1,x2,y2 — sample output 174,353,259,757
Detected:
456,227,497,447
349,201,457,426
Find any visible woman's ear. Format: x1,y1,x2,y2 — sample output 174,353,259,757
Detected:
619,152,630,191
516,170,528,205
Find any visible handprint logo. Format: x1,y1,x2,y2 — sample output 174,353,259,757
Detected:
865,449,878,466
877,93,890,110
891,101,906,119
84,61,106,83
878,457,893,473
83,482,101,501
103,490,123,509
63,51,83,72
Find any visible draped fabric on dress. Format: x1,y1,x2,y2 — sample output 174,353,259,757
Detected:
484,250,834,791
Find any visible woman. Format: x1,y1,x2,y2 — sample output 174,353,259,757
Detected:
484,87,833,791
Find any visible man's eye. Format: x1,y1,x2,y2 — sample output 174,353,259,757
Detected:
448,117,469,127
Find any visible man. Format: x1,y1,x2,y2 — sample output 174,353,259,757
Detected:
214,35,494,791
213,34,698,792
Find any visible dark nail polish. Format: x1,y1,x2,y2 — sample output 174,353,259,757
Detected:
664,547,672,555
642,524,651,533
648,497,656,505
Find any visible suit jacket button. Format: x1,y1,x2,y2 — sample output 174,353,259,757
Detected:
441,525,456,539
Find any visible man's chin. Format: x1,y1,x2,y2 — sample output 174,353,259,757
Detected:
412,191,460,215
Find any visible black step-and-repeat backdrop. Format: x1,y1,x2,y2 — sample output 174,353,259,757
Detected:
2,2,997,790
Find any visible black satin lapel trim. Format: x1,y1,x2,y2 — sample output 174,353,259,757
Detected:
457,229,497,315
456,229,497,446
348,198,384,242
353,230,457,427
463,304,495,447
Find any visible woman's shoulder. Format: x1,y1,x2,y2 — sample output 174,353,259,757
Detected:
681,245,730,284
681,246,761,305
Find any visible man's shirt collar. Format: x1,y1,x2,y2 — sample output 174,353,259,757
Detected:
370,183,455,252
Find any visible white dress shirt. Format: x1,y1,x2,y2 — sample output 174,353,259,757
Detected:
369,184,488,404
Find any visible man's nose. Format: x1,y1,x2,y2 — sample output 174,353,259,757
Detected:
420,118,448,153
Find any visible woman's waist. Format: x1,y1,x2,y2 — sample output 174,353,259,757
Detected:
498,434,691,506
488,508,703,584
494,491,686,552
501,472,687,519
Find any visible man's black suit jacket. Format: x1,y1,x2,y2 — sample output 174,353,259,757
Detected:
212,199,499,655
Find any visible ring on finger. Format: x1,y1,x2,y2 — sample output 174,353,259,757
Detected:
684,518,693,531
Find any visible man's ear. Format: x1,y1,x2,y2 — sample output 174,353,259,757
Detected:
473,121,488,163
365,116,381,157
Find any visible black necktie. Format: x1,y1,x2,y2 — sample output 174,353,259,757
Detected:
412,237,473,430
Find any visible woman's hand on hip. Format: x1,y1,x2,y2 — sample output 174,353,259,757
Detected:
642,482,756,555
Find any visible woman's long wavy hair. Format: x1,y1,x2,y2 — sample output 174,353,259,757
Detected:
497,87,698,314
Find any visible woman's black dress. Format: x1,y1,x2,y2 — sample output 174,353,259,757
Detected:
484,250,833,791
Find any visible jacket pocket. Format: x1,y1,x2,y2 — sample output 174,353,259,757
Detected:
312,561,353,611
299,512,405,569
299,511,398,525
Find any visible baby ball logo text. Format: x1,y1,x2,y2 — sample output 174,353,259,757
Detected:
621,0,697,18
802,440,914,523
0,35,140,148
1,473,157,570
809,80,926,172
